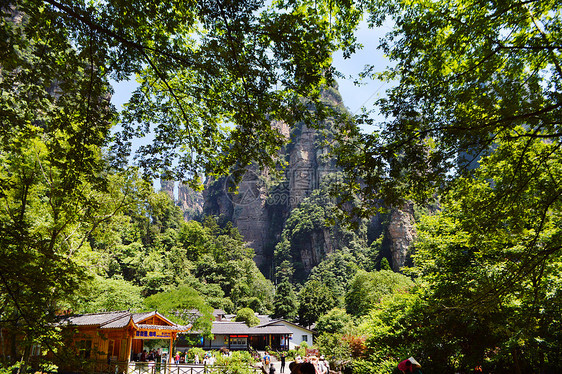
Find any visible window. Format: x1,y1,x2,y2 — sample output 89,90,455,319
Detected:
302,335,308,342
31,344,41,357
77,340,92,359
108,340,114,357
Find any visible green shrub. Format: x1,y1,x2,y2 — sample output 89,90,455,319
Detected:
212,351,255,374
187,347,206,362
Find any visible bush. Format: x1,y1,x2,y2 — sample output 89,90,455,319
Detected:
315,333,353,371
187,347,206,362
212,351,256,374
295,344,308,359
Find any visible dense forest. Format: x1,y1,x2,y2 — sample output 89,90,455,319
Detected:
2,0,562,373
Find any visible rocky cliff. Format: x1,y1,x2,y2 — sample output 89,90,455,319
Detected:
202,118,332,273
387,203,417,270
160,180,204,221
166,87,417,275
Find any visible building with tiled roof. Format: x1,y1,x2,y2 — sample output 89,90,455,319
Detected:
177,315,313,351
54,311,189,373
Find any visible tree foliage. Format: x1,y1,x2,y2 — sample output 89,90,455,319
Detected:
73,276,144,314
4,0,360,183
327,1,562,371
144,285,214,335
297,280,337,327
345,270,413,317
315,308,352,335
272,280,298,321
234,307,260,327
334,0,562,211
0,4,136,369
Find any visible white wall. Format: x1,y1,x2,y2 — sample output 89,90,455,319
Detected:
277,323,313,349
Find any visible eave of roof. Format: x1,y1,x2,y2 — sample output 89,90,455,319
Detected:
262,319,315,333
208,322,291,335
137,324,191,331
57,311,130,327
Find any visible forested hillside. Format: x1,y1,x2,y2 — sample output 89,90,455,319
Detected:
79,189,274,315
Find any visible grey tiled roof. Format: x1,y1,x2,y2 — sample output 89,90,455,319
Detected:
256,315,272,325
58,311,130,327
210,322,291,335
101,315,132,329
132,311,156,323
259,319,315,333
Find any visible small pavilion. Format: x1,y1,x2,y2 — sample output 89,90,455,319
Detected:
57,310,189,373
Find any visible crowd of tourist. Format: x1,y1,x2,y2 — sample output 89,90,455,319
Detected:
134,347,420,373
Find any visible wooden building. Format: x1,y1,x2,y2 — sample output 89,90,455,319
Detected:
56,310,189,373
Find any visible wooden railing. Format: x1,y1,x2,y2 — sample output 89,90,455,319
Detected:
126,363,261,374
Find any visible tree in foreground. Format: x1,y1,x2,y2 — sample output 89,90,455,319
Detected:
335,0,562,212
356,136,562,372
328,1,562,372
0,5,146,371
4,0,359,182
0,0,359,369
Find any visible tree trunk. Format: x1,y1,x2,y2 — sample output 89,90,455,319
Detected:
512,348,522,374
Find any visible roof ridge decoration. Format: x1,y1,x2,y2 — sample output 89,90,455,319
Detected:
133,311,176,326
72,310,130,317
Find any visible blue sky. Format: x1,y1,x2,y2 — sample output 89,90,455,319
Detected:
331,21,394,120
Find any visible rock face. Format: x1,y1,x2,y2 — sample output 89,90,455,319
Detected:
160,180,204,221
387,203,417,270
202,120,330,271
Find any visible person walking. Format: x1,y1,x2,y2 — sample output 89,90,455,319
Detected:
263,351,271,373
319,356,329,374
280,352,286,373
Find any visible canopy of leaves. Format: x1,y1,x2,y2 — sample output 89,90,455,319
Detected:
234,307,260,327
355,134,562,372
144,285,214,335
327,2,562,370
333,0,562,212
297,280,338,327
272,280,298,321
315,308,352,335
0,4,138,368
5,0,361,183
345,269,413,317
72,276,144,314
